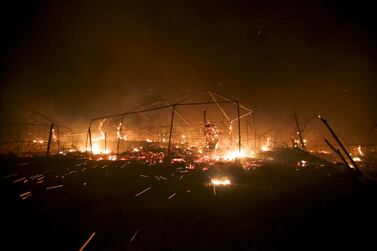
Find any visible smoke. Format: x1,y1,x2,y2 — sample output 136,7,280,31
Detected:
1,0,376,143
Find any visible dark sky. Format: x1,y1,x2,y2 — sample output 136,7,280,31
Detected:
1,0,376,143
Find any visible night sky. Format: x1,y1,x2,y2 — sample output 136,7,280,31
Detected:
1,0,376,143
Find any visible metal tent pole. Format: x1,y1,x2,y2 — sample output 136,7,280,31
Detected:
167,105,176,157
46,122,54,157
237,102,241,153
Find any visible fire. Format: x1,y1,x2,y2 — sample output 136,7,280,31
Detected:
211,177,231,186
209,149,255,161
180,134,187,144
204,122,220,150
52,128,57,141
87,119,116,154
116,122,127,140
90,144,111,155
351,145,364,162
222,150,246,160
99,119,105,140
91,145,101,154
260,145,269,152
91,119,106,142
108,155,117,161
261,137,271,152
357,145,364,156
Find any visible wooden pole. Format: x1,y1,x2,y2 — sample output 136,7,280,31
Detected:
167,105,175,157
88,126,93,159
117,132,120,155
117,116,124,155
85,127,89,149
319,116,361,174
46,122,54,157
324,139,349,168
294,112,306,151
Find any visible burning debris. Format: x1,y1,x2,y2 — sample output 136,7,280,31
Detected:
261,137,272,152
80,91,255,165
211,177,231,186
1,92,373,177
203,111,220,153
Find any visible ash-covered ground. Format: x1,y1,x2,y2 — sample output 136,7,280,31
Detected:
1,154,376,250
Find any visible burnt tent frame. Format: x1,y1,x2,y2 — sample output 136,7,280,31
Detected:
0,112,73,156
86,90,254,158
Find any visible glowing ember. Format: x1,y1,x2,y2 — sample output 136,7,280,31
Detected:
171,158,185,163
108,155,117,161
297,160,308,167
211,177,231,186
352,156,362,162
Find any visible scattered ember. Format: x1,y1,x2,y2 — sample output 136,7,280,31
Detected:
79,232,96,251
46,184,64,190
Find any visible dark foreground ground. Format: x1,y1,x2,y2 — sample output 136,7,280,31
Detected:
1,155,377,250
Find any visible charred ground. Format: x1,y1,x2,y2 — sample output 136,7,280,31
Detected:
1,154,376,250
